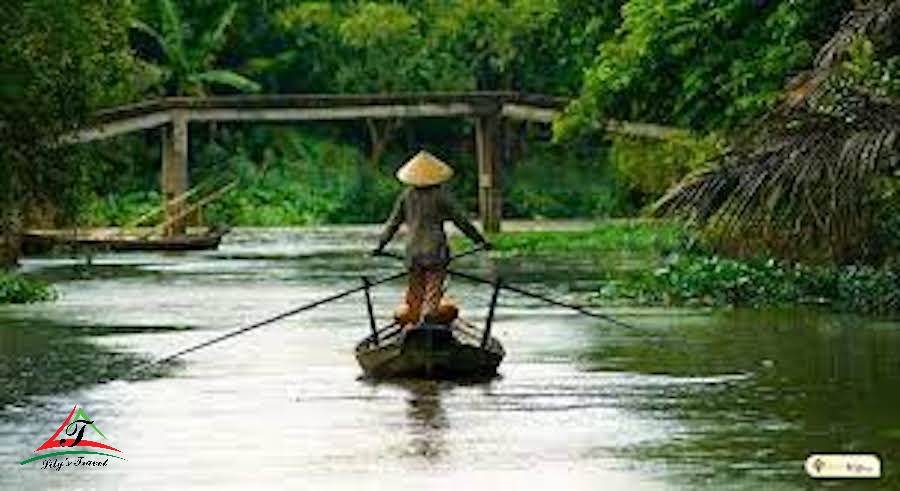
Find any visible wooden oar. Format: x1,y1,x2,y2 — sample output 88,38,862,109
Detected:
446,268,639,330
153,247,482,364
154,270,407,364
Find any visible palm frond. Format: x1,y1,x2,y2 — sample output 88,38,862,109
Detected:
656,1,900,263
783,0,900,110
158,0,188,74
131,20,179,72
655,96,900,262
189,70,261,94
201,3,238,59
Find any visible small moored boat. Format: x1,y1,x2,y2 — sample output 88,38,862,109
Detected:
22,226,229,254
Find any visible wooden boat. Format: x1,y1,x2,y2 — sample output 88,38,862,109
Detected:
355,278,505,380
356,321,505,380
21,226,229,254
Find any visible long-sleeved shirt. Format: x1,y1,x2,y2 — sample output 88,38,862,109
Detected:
377,186,487,267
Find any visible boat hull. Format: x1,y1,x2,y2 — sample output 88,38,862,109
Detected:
356,323,504,380
22,227,228,254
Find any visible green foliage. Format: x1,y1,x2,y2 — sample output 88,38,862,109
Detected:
608,132,725,198
0,273,56,304
275,2,470,93
512,0,624,94
873,176,900,264
273,0,604,93
11,0,893,272
505,142,634,218
82,191,162,227
557,0,853,136
86,127,646,227
198,131,401,226
132,0,260,95
654,28,900,265
833,36,900,98
0,0,136,263
602,254,900,315
481,221,684,256
426,0,559,89
480,223,899,314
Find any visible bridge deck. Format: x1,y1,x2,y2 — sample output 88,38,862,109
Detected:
74,92,567,143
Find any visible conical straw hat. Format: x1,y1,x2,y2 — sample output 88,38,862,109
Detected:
396,150,454,186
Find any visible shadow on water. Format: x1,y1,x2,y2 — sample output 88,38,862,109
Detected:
25,262,166,283
0,316,177,416
579,307,900,488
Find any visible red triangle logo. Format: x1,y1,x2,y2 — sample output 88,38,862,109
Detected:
34,405,122,454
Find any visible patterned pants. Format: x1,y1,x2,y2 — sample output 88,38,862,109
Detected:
405,265,447,324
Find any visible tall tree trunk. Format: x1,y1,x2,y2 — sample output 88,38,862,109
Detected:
366,118,401,167
0,207,22,269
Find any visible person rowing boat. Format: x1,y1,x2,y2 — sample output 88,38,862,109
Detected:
373,150,491,328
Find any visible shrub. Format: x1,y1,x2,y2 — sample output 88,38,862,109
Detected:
202,132,401,226
505,141,634,219
608,132,724,198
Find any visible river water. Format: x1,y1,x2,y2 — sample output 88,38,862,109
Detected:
1,227,898,490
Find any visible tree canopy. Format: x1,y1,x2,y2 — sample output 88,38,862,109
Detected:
0,0,136,265
556,0,853,136
2,0,897,265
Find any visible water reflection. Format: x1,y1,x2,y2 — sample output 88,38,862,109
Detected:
403,381,449,460
581,308,900,488
0,317,168,412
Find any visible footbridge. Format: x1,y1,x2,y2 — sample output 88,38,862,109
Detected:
69,92,680,235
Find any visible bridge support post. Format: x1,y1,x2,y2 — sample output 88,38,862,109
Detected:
161,110,189,237
475,112,502,234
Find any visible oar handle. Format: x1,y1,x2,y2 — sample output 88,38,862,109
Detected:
374,244,486,263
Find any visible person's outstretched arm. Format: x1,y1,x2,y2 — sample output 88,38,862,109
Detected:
375,190,406,252
443,190,489,247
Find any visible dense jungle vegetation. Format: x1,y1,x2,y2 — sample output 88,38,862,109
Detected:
1,0,898,307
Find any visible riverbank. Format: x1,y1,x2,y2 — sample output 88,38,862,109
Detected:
10,220,898,315
482,221,900,316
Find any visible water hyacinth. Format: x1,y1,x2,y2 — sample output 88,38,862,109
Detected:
600,254,899,315
0,273,56,304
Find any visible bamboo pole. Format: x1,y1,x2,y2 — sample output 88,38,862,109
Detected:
142,179,238,239
125,174,235,231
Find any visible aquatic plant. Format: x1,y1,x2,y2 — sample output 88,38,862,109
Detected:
483,221,685,255
601,254,900,315
484,223,898,315
0,273,56,304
